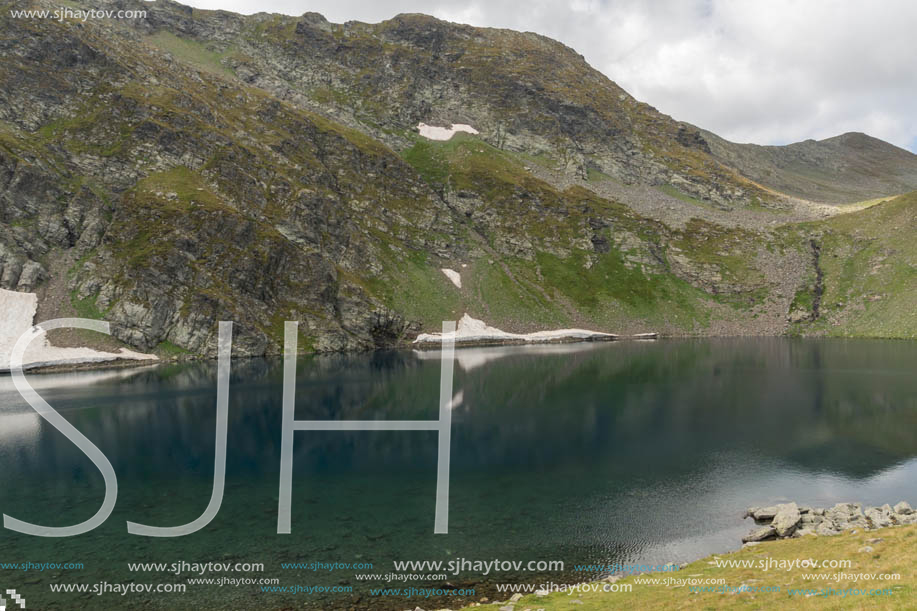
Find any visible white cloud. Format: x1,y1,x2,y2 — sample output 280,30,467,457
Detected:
180,0,917,151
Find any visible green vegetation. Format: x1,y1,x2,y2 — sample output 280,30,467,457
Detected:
363,249,462,329
534,249,706,329
461,524,917,610
70,290,104,320
6,4,916,356
657,183,710,208
146,32,236,79
395,132,783,334
401,138,452,187
797,192,917,338
154,340,190,357
585,166,615,182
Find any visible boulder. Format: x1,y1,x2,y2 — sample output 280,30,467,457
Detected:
893,501,913,515
815,521,840,537
800,513,824,526
752,506,779,521
742,526,777,543
772,502,801,537
865,506,893,529
825,503,866,530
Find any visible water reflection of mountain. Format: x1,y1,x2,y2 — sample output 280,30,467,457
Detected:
1,338,914,487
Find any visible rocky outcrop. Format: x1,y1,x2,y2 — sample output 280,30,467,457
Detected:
743,501,917,543
771,502,801,537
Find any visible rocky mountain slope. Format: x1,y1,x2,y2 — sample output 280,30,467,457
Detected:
0,0,914,357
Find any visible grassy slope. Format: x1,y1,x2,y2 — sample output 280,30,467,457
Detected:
785,192,917,339
398,133,775,334
399,131,917,340
461,525,917,610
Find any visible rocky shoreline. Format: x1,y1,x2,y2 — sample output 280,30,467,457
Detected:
405,500,917,611
741,500,916,544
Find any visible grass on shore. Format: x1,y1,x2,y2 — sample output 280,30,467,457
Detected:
460,524,916,610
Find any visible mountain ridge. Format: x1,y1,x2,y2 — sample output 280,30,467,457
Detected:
698,127,917,203
1,0,914,358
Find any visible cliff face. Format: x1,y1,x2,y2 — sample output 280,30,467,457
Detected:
1,0,915,356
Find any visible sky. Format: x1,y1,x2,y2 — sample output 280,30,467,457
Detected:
179,0,917,152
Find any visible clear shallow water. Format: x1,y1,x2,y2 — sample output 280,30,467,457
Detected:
0,338,915,609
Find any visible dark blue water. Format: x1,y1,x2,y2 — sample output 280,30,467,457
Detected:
0,338,915,609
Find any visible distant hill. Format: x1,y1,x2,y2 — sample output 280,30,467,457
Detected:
699,129,917,203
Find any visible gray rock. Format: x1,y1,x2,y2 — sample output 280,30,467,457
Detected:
800,513,823,526
858,546,873,553
772,502,801,537
865,506,893,529
825,503,866,531
752,506,779,521
742,526,777,542
16,260,46,290
509,594,523,602
815,522,840,537
893,501,913,515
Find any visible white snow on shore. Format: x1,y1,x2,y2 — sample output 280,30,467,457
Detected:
441,268,462,288
0,288,158,372
417,122,479,141
414,314,615,346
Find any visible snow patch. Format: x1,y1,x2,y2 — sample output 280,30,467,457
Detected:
441,268,462,288
417,122,479,141
414,314,615,346
0,288,158,372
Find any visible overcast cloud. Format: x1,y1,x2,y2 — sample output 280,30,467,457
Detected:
181,0,917,152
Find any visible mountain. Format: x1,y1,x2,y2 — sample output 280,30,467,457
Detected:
699,129,917,203
0,0,914,357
